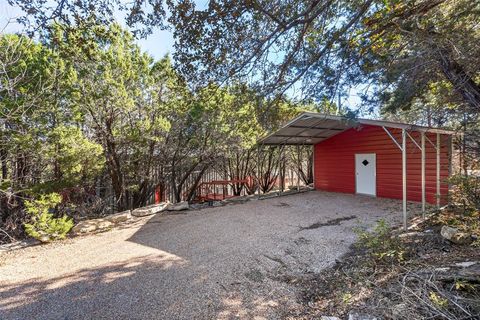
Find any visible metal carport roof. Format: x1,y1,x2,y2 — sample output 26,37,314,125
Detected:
259,112,455,146
258,112,456,231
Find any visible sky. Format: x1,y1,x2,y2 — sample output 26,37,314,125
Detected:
0,1,176,59
0,1,365,112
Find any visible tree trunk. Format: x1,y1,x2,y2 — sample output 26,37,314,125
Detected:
0,149,7,180
186,164,209,202
104,138,126,211
172,161,201,203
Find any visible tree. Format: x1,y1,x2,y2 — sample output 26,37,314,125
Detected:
8,0,375,101
358,1,480,171
10,0,480,110
0,32,106,241
49,22,173,210
357,0,480,113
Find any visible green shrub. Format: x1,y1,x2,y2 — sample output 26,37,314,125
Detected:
355,219,405,263
449,175,480,213
23,193,74,242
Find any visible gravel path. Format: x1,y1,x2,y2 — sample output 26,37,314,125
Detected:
0,191,420,320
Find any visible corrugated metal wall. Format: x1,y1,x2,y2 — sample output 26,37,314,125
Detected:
314,125,450,204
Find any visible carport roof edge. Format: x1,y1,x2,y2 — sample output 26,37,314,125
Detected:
258,112,456,146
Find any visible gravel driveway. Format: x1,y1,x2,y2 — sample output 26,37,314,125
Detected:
0,191,418,320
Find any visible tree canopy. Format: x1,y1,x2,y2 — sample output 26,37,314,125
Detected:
11,0,479,110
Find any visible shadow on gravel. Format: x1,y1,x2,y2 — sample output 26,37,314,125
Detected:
0,253,285,320
0,254,191,320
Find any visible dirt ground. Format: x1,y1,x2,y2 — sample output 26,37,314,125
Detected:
0,191,420,320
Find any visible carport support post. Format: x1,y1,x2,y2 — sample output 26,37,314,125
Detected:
256,144,261,195
296,145,300,191
436,133,441,208
277,145,283,193
402,129,407,231
421,132,426,217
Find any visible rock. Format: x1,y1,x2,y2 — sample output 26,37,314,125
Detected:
189,203,209,210
105,210,131,223
96,219,113,230
440,225,472,245
71,218,113,235
167,201,189,211
38,235,51,243
132,202,170,217
398,231,422,238
435,267,450,272
432,263,480,282
71,220,99,235
321,317,340,320
0,239,40,252
348,311,379,320
455,261,477,268
224,196,249,203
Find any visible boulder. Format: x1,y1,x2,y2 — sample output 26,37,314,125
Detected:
167,201,189,211
321,317,340,320
105,210,131,223
0,239,40,252
189,203,209,210
212,201,225,207
71,218,114,235
224,196,249,203
96,219,113,230
440,225,472,245
71,220,98,235
132,202,170,217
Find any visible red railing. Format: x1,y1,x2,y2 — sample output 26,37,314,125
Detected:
195,179,248,202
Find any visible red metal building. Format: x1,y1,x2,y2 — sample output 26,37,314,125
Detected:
314,125,450,204
260,113,455,229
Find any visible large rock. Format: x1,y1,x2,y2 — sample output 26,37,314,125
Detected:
321,317,340,320
71,220,98,235
105,210,131,223
167,201,189,211
71,218,113,235
96,220,114,230
132,202,170,217
212,201,225,207
440,225,472,245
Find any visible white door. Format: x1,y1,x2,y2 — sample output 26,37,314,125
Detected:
355,153,376,196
